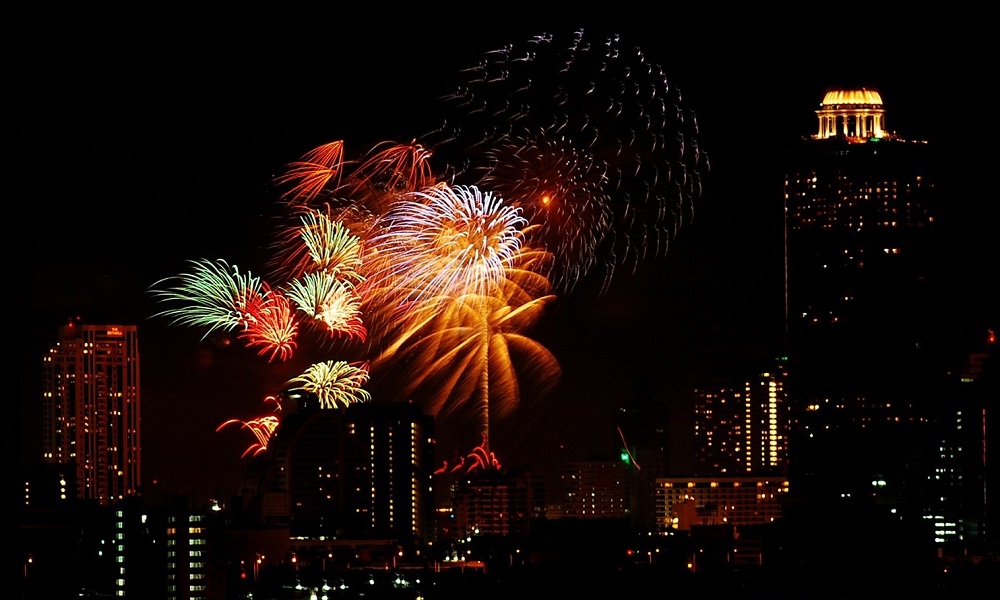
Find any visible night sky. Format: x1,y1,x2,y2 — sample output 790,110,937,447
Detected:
16,11,994,505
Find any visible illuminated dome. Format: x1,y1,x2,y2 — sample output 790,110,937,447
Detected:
814,88,888,140
820,89,883,106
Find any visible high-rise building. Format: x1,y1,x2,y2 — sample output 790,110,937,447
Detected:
41,318,141,506
692,356,789,477
783,88,943,404
781,88,988,553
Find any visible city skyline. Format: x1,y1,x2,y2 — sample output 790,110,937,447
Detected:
17,15,995,506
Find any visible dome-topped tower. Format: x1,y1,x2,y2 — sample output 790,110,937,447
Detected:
814,88,889,140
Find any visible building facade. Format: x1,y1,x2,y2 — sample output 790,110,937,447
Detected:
41,318,141,505
653,476,789,532
559,460,631,519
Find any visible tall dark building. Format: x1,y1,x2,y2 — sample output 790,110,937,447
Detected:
782,89,990,555
447,468,542,539
243,398,436,547
615,376,670,531
40,318,141,505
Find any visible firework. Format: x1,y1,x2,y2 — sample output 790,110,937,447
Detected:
272,140,348,206
268,141,441,282
273,140,438,232
347,140,438,206
362,183,528,307
424,28,709,293
364,190,561,464
238,288,299,362
271,208,367,282
150,259,304,361
372,287,560,417
478,134,613,293
242,208,369,347
153,28,709,472
285,271,366,341
435,434,501,474
285,360,372,410
216,395,283,458
149,258,272,340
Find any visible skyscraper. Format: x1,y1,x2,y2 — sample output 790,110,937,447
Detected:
41,318,141,505
783,88,943,403
781,88,987,552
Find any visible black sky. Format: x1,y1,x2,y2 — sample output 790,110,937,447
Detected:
16,11,995,504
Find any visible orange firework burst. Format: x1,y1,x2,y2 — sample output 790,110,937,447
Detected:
273,140,348,205
363,189,561,465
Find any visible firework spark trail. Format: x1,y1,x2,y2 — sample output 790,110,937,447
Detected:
216,395,284,458
217,416,281,458
348,140,438,203
272,140,348,206
435,434,501,474
272,141,437,235
423,28,709,294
